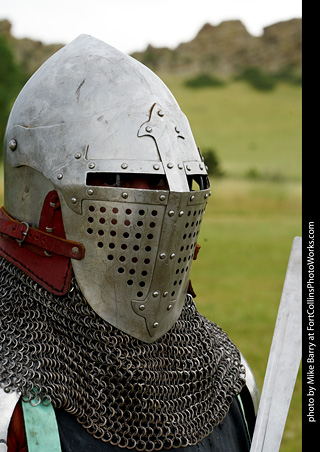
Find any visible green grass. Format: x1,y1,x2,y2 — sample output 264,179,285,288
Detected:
0,81,302,452
162,77,302,182
190,177,302,451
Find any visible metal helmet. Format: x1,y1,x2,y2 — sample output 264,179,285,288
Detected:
3,34,211,342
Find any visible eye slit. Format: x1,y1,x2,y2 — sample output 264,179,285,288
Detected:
187,175,210,191
87,173,118,187
86,172,169,190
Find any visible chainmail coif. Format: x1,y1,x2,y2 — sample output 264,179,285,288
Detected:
0,257,245,450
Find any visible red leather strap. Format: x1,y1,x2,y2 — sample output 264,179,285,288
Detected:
0,209,84,260
0,191,85,295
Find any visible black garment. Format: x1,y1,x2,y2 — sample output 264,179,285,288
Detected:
55,396,251,452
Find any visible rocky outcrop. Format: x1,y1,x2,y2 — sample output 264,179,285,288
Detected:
1,18,301,77
131,19,302,77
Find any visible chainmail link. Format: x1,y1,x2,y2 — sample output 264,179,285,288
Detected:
0,257,245,450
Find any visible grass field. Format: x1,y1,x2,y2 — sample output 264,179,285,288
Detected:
162,77,302,182
163,79,302,451
0,80,302,451
190,177,302,451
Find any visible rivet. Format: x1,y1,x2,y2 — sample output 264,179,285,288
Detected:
153,322,159,328
178,164,183,170
209,191,212,196
139,304,146,311
179,210,184,217
71,197,77,204
204,193,209,199
168,210,175,217
186,165,191,171
146,126,152,133
190,195,195,201
75,152,81,159
199,164,204,170
87,189,94,196
159,253,166,259
152,291,159,298
167,163,174,169
88,162,95,169
122,192,128,199
158,110,164,117
121,163,128,169
159,194,166,201
175,126,180,134
9,139,17,151
170,253,175,259
167,304,173,311
72,246,79,254
153,164,160,170
45,227,54,233
163,291,168,297
57,173,63,180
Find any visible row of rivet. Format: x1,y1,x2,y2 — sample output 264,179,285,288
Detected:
8,138,206,175
73,157,205,172
68,191,210,205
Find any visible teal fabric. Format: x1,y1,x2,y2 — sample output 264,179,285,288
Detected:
237,394,251,445
21,399,62,452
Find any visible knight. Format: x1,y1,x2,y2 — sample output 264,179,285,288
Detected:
0,35,259,452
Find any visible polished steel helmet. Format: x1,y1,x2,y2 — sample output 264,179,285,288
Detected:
3,34,211,342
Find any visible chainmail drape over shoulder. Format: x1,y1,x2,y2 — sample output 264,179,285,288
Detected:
0,257,245,450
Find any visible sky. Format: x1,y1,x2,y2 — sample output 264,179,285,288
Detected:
1,0,302,54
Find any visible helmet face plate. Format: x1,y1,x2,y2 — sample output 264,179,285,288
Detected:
4,35,211,342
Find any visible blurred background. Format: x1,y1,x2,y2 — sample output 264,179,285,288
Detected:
0,1,302,450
